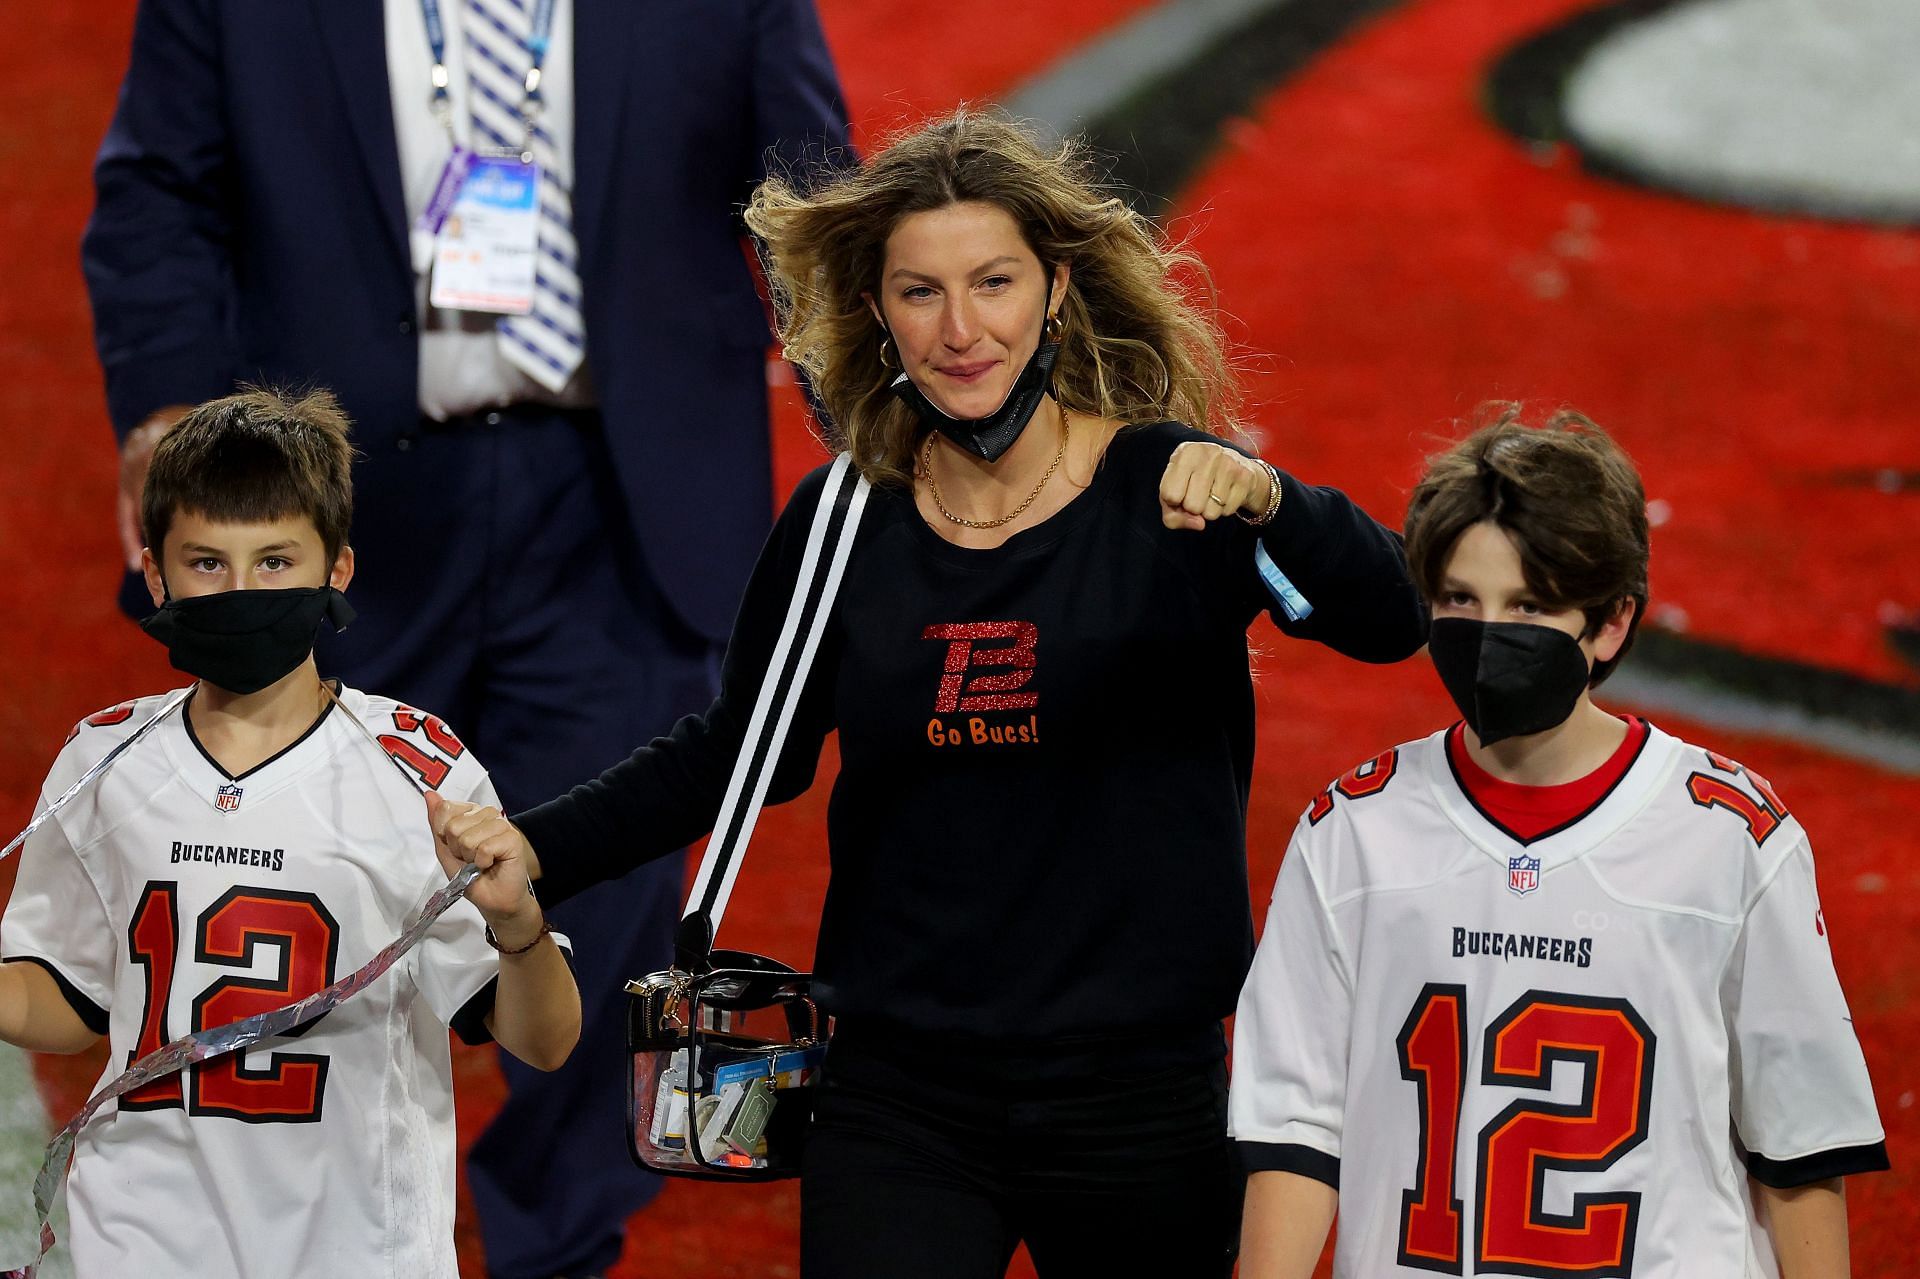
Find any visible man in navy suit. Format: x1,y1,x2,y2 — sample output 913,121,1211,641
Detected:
83,2,848,1275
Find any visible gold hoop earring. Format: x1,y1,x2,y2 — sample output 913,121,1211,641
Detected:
878,336,897,370
1044,313,1064,343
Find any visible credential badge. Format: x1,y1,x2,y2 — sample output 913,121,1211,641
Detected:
214,782,244,814
1507,854,1541,897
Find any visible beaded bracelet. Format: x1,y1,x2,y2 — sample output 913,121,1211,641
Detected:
485,917,554,955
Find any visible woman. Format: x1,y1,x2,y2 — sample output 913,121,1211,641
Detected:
431,110,1425,1277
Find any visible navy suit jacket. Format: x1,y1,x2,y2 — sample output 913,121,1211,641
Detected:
84,0,849,640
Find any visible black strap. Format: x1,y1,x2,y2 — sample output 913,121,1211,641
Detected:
677,456,868,970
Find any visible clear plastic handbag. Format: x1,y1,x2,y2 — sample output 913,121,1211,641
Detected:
626,948,825,1178
622,456,868,1181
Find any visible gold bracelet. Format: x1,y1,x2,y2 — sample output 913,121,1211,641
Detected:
485,917,553,955
1237,460,1284,528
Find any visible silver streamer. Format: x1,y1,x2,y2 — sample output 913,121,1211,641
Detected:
0,688,193,863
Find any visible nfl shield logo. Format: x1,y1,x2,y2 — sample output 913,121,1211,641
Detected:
1508,855,1541,897
214,783,244,814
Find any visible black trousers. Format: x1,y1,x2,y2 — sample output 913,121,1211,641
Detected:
800,1032,1243,1278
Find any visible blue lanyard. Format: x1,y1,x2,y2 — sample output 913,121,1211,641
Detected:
526,0,556,104
420,0,558,130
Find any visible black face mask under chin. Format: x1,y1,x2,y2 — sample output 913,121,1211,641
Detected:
890,339,1061,463
1428,617,1592,747
141,587,356,696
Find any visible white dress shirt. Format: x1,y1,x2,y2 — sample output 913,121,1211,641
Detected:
385,0,595,419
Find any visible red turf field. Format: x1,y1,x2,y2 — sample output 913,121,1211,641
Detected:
0,1,1914,1275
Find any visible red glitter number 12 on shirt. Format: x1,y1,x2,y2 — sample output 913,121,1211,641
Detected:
921,622,1039,713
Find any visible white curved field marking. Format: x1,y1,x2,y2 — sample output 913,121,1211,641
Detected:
1564,0,1920,221
1003,0,1291,133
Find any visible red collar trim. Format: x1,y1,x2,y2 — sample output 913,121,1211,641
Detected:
1445,716,1649,844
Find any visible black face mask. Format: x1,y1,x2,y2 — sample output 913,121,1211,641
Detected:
141,587,355,695
1428,617,1591,747
890,338,1061,463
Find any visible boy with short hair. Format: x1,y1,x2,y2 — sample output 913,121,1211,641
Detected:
0,389,579,1277
1231,408,1886,1278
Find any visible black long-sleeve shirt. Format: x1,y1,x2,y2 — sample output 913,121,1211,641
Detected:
516,422,1424,1045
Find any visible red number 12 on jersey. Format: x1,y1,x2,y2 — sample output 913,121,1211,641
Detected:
123,883,340,1122
1397,984,1657,1276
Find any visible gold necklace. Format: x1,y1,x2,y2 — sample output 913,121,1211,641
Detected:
922,409,1071,530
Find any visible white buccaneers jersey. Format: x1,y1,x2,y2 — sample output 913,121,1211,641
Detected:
1230,723,1886,1279
3,685,507,1279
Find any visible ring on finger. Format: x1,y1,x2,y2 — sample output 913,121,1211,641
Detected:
1207,493,1226,506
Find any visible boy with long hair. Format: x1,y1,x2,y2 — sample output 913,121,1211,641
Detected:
1232,408,1886,1277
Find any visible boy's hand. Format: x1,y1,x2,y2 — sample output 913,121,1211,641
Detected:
1159,441,1270,531
425,792,543,934
118,405,191,569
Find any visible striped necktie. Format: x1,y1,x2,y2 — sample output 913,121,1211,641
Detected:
463,0,586,392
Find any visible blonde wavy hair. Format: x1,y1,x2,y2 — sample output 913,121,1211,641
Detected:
744,109,1243,488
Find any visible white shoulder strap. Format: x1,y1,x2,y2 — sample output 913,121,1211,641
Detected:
679,455,870,958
